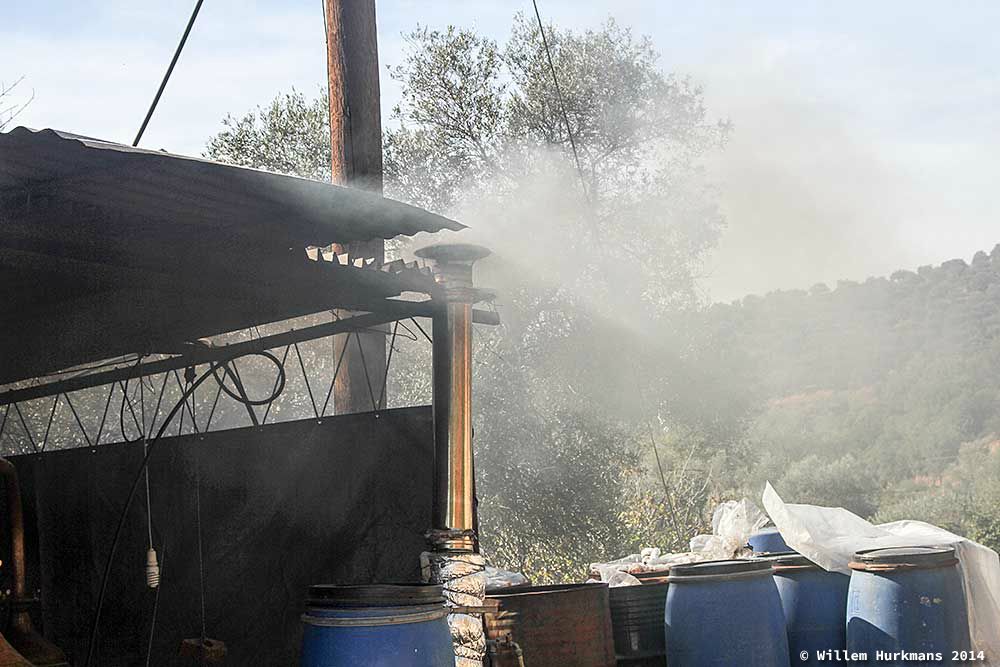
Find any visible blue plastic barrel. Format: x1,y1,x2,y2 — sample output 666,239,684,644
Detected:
846,546,971,665
766,552,850,666
665,559,790,666
300,584,454,667
749,526,790,554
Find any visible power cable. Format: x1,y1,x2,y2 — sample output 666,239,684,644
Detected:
144,537,165,667
181,372,209,666
530,0,589,202
132,0,206,147
84,350,285,667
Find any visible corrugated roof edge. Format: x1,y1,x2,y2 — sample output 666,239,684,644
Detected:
2,127,467,241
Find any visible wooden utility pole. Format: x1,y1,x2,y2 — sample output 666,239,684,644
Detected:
324,0,387,414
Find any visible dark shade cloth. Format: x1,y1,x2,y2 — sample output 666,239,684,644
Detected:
6,406,433,666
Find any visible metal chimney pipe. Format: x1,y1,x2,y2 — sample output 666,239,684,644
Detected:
414,243,491,552
416,243,492,667
0,458,68,666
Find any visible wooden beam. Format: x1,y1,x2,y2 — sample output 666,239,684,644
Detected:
324,0,388,414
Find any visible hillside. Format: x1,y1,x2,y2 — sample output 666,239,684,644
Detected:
705,245,1000,545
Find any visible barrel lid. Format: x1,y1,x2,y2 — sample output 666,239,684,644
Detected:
608,580,670,601
307,583,444,607
754,551,816,568
669,559,772,579
487,582,606,597
633,571,671,584
853,546,956,567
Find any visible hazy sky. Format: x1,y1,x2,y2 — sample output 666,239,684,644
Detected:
5,1,999,301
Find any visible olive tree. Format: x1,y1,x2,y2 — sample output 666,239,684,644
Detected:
205,14,739,581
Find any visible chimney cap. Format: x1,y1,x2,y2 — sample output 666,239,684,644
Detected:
415,243,491,265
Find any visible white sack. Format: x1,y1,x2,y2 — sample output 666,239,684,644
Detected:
763,482,1000,662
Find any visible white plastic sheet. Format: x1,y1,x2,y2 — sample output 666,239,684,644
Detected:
689,497,770,559
763,482,1000,662
590,565,642,587
483,566,529,590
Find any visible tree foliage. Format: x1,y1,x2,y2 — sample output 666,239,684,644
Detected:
1,76,33,132
204,15,733,582
380,17,733,580
708,248,1000,551
205,89,330,180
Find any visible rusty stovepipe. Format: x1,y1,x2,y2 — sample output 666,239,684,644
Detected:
0,458,67,667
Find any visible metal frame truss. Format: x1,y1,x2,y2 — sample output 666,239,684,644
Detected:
0,304,497,455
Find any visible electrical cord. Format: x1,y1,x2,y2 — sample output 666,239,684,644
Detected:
119,380,144,444
144,537,165,667
84,350,285,667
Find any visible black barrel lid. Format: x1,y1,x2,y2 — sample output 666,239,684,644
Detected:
669,559,772,579
854,545,956,566
307,583,444,607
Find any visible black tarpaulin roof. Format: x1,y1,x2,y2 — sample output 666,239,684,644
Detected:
0,127,458,385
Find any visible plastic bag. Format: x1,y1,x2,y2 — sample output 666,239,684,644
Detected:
590,564,642,587
763,482,1000,663
690,498,770,559
483,566,529,591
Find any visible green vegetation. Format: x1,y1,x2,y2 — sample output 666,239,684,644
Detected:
4,13,995,588
206,15,736,582
710,253,1000,551
205,15,1000,580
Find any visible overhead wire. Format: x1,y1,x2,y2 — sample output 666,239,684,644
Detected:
530,0,590,204
132,0,206,147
